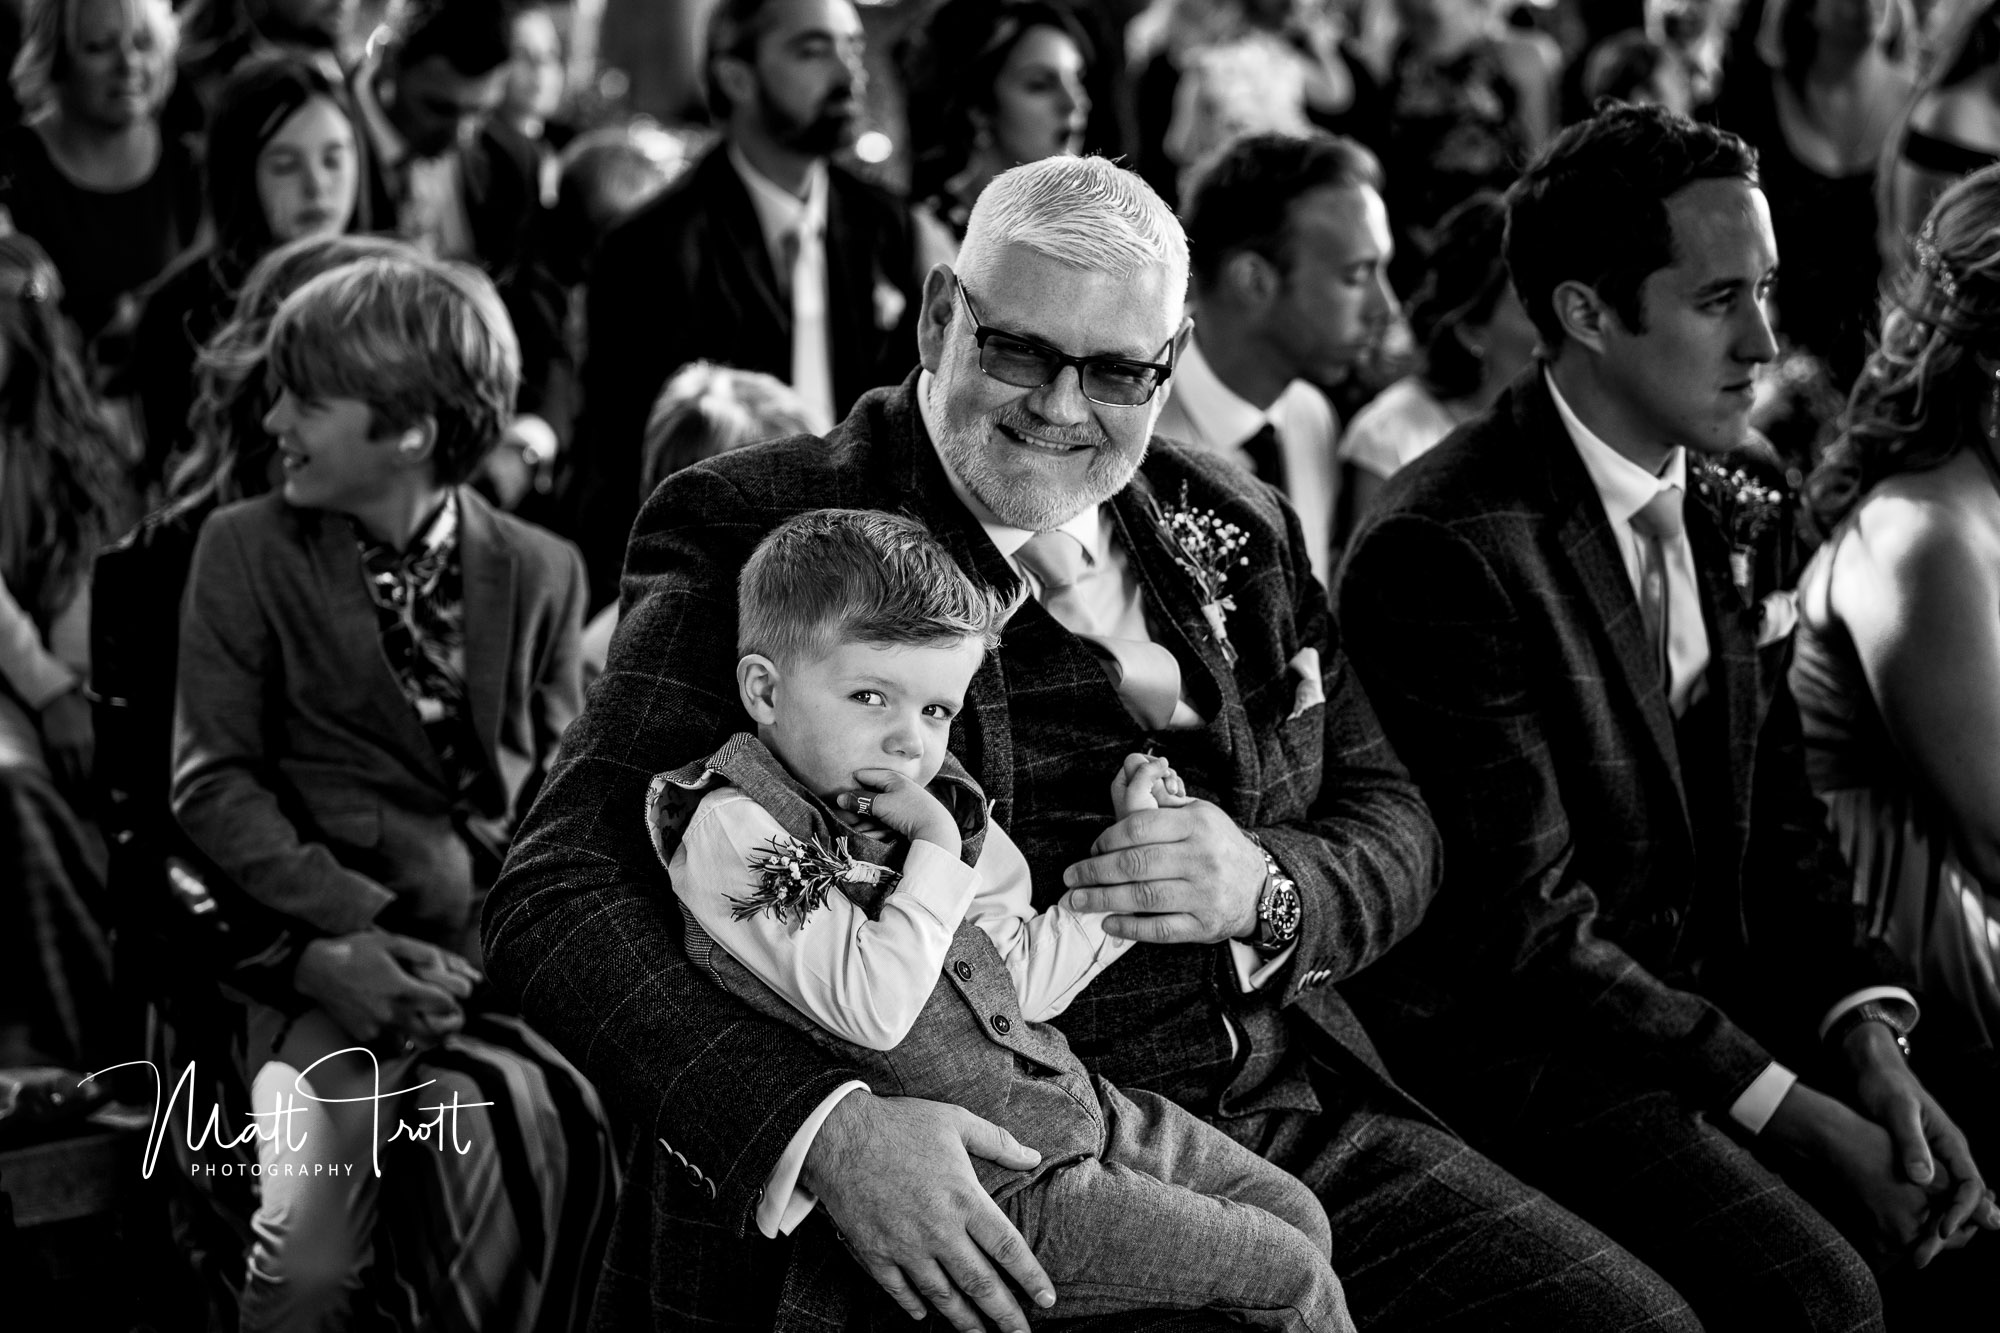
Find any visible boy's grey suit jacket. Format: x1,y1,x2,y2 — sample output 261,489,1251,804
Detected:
172,488,588,943
484,370,1447,1330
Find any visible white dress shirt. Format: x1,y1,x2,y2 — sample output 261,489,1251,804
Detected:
749,372,1297,1235
1547,372,1709,712
1152,335,1341,589
728,145,835,433
1545,370,1916,1131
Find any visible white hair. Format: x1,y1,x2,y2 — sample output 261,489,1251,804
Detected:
957,155,1188,327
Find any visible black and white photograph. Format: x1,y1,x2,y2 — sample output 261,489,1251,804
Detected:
2,0,1997,1329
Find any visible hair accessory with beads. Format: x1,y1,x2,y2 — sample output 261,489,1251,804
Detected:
1915,221,1959,300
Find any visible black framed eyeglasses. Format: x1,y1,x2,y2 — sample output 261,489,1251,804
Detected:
955,280,1177,407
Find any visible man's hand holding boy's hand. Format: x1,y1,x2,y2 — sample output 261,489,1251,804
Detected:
840,769,961,857
1110,753,1190,818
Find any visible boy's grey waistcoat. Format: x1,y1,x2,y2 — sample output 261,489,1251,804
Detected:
654,732,1103,1198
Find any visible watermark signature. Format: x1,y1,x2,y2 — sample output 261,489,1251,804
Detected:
84,1051,495,1180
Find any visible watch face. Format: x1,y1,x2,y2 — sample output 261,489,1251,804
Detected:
1266,880,1302,942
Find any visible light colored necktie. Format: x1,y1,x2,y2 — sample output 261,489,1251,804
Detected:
1630,485,1708,716
783,220,835,433
1015,530,1182,731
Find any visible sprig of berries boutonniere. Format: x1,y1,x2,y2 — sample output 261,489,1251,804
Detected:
730,834,898,925
1688,458,1789,596
1158,482,1251,665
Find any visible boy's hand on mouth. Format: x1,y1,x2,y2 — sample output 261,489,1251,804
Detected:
840,769,962,857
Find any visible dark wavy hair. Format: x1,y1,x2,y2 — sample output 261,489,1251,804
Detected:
204,53,355,285
1409,192,1510,402
896,0,1095,205
1810,163,2000,532
0,233,128,625
1505,102,1757,349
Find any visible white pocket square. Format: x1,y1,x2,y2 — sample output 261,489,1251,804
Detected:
1287,647,1324,721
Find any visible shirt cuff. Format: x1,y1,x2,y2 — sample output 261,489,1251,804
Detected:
1728,1061,1799,1135
1229,939,1296,992
1816,986,1920,1041
755,1080,869,1239
897,838,979,919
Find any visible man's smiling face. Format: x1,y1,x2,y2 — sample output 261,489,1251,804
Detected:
921,244,1183,530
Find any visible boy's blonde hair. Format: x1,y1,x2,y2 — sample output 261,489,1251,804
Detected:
266,254,520,485
641,361,815,497
738,509,1014,666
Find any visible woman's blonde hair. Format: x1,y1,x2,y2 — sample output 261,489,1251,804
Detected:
1815,162,2000,531
12,0,179,121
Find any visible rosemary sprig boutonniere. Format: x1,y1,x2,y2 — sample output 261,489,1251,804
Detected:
730,834,898,925
1158,482,1251,665
1688,458,1788,596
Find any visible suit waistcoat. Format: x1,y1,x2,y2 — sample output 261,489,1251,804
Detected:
998,593,1315,1122
657,733,1103,1200
1665,675,1740,980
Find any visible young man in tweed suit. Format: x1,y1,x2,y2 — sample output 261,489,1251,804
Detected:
1339,104,1999,1331
485,155,1700,1331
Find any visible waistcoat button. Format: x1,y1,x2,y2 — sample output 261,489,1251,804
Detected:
991,1013,1012,1035
954,960,973,981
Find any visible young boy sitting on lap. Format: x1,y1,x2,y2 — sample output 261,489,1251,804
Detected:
650,507,1350,1333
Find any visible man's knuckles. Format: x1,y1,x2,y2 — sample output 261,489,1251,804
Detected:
1115,846,1155,880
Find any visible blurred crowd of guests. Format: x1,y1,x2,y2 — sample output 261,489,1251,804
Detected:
7,0,2000,1326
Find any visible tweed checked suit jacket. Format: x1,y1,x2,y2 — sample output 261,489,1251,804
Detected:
1336,370,1902,1127
484,371,1443,1330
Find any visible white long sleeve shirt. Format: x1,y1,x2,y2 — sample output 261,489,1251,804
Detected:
670,786,1132,1047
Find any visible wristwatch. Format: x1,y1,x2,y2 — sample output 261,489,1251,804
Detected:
1246,835,1301,954
1825,1001,1913,1060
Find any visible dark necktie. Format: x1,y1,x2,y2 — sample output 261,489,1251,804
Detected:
1241,421,1287,491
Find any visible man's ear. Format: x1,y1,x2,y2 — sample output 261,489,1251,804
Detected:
1551,279,1615,355
1221,250,1279,310
916,264,958,372
737,654,781,725
711,54,757,118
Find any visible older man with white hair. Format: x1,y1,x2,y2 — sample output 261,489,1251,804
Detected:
485,155,1700,1332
